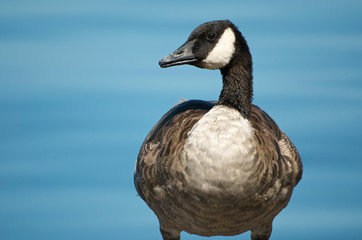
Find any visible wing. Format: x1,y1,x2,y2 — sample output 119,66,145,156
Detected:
249,104,303,190
278,131,303,186
134,100,215,201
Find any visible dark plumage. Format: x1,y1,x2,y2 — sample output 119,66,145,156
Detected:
134,20,302,240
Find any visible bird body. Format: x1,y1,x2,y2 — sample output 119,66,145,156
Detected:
134,20,302,240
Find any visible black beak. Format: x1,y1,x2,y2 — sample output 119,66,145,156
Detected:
159,40,197,68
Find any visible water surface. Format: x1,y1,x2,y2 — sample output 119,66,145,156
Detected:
1,1,362,239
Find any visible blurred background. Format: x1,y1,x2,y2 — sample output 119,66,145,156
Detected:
1,0,361,239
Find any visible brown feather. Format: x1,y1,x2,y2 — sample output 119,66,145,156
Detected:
134,101,302,239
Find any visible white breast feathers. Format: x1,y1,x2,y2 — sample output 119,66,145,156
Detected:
183,105,257,194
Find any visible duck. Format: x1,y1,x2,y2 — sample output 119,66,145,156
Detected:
134,20,303,240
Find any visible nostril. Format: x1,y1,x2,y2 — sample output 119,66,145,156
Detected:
176,49,184,55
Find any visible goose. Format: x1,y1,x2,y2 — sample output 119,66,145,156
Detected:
134,20,302,240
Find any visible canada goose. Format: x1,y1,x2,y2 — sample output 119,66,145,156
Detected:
134,20,302,240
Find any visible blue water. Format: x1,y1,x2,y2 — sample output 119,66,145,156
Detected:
1,1,362,239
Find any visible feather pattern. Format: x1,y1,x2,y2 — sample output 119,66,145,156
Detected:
135,101,302,238
134,20,302,240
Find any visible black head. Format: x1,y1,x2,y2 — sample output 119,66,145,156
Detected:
159,20,248,70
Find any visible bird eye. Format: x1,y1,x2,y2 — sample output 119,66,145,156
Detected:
207,33,216,40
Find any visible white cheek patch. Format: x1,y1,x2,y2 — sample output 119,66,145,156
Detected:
203,28,236,69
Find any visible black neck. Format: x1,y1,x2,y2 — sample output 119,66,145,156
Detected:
218,51,253,118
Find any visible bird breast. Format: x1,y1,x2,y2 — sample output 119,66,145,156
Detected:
182,105,258,197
